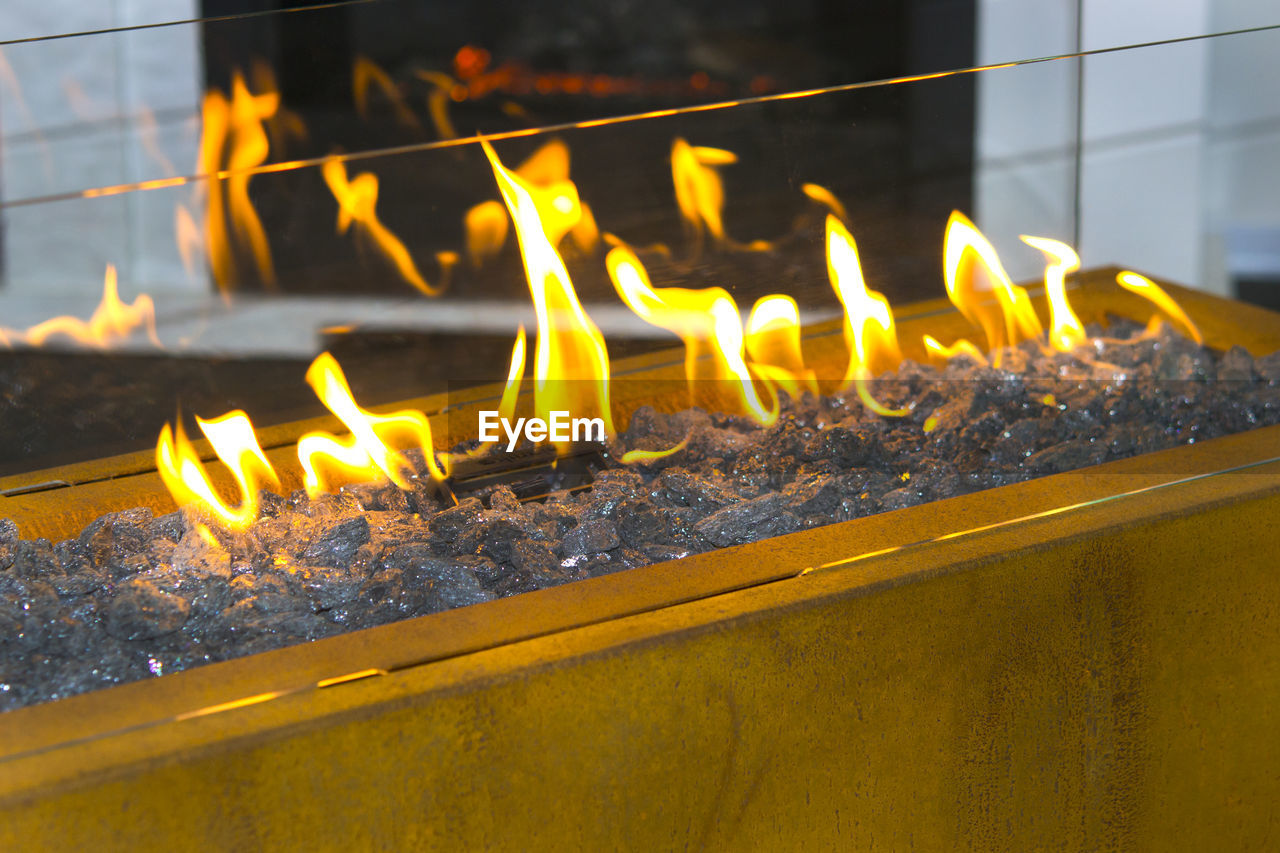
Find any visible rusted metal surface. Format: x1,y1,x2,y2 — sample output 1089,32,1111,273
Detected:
0,272,1278,848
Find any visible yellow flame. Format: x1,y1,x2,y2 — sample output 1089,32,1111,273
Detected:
198,72,279,293
297,352,448,497
923,335,989,366
1116,271,1203,345
621,437,689,464
942,211,1043,365
353,56,420,127
156,411,280,531
1021,235,1086,351
824,216,906,416
606,244,776,425
463,139,598,268
416,69,460,140
322,157,443,296
801,182,849,223
482,139,613,437
499,325,527,422
744,295,817,396
2,265,161,349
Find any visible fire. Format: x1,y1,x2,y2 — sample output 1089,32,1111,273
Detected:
801,183,850,223
744,295,817,396
1022,235,1086,351
1117,271,1203,345
199,72,279,293
155,411,280,532
482,138,614,436
670,138,770,254
922,335,988,366
353,56,420,128
0,265,160,349
942,211,1043,365
464,139,600,268
499,325,528,422
322,157,446,296
606,243,776,424
297,352,449,497
824,216,906,416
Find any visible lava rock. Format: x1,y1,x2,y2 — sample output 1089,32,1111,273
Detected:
561,519,620,556
693,494,802,547
300,516,371,568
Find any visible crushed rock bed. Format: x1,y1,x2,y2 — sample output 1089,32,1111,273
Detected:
3,323,1280,712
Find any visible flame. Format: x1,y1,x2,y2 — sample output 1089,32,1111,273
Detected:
1021,235,1086,351
353,56,420,127
499,325,527,422
416,70,461,140
198,72,279,293
297,352,448,497
322,157,443,296
824,216,906,416
175,204,204,279
942,211,1043,365
606,244,776,425
464,139,599,267
801,183,850,223
1,265,161,349
744,295,817,396
1116,271,1203,345
156,411,280,531
482,139,613,435
671,138,733,253
922,335,988,366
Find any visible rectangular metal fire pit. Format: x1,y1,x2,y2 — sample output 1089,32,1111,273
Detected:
1,273,1279,849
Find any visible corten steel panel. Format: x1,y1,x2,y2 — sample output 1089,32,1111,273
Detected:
0,271,1278,848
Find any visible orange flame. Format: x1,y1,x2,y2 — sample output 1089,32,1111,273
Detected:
156,411,280,531
1116,271,1203,345
606,243,776,425
1,265,161,349
744,295,817,396
322,157,444,296
1021,235,1086,351
353,56,420,128
482,138,613,435
942,211,1043,365
824,216,906,416
297,352,449,498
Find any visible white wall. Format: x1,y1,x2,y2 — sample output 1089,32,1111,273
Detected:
976,0,1280,294
0,0,204,316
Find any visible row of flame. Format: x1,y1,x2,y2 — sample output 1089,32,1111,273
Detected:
151,135,1202,532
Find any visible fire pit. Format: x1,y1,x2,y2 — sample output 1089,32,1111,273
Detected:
2,7,1280,848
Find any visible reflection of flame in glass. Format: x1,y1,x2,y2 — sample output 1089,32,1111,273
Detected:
322,157,445,296
0,265,160,350
943,210,1043,366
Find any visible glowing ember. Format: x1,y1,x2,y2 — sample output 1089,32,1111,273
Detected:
0,265,160,350
297,352,449,497
156,411,279,531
